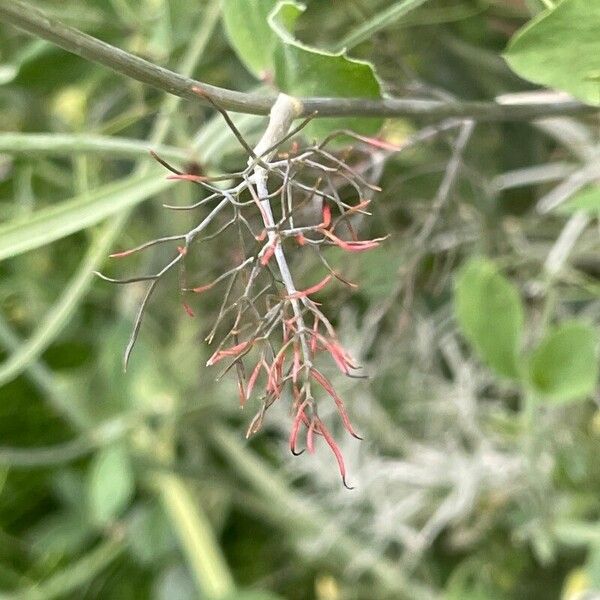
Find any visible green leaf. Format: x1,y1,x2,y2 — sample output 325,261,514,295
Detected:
557,185,600,215
87,444,134,526
269,1,382,138
222,1,383,137
528,321,598,403
28,511,92,559
504,0,600,106
222,0,278,78
0,169,171,262
454,258,524,379
127,502,176,565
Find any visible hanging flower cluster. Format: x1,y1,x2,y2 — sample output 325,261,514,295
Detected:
98,91,389,487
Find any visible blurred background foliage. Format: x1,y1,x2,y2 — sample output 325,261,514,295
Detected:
0,0,599,598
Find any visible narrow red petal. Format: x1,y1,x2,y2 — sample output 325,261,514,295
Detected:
295,233,308,246
166,173,209,182
260,243,276,266
292,342,301,384
191,282,215,294
321,203,332,228
306,418,316,454
320,229,383,252
324,340,358,374
311,368,362,440
245,360,263,400
317,419,354,489
286,275,333,300
237,379,246,407
349,199,372,213
289,400,308,455
355,134,402,151
109,248,137,259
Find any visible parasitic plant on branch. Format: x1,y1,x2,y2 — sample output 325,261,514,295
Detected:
97,91,389,488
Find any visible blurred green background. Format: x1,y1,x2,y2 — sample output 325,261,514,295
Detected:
0,1,599,598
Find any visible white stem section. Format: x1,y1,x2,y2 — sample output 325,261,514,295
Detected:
251,94,312,362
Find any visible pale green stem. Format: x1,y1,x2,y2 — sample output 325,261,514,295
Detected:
156,473,235,599
0,132,190,161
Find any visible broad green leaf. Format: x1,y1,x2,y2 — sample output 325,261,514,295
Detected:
88,444,135,526
222,0,278,78
222,1,383,137
504,0,600,106
454,258,524,379
0,170,171,262
557,185,600,215
269,2,382,138
528,321,598,403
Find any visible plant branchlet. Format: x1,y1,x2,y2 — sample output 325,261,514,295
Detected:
98,91,389,487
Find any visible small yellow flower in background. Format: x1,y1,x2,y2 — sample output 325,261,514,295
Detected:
562,568,592,600
315,574,340,600
52,86,87,128
591,411,600,435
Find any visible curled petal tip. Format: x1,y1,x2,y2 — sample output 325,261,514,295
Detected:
291,447,305,456
342,476,355,490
